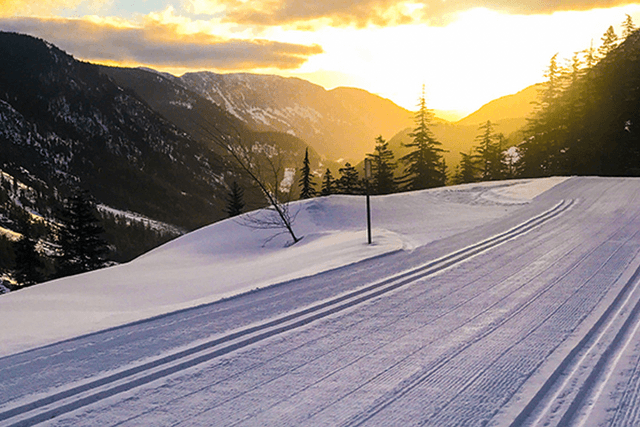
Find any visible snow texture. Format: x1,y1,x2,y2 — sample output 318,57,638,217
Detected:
7,176,640,427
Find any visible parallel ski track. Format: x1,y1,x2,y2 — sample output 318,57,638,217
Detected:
216,203,608,427
340,199,640,427
507,237,640,425
118,196,595,427
117,183,633,427
608,320,640,426
0,199,573,427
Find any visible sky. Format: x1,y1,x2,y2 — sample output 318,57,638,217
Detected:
1,1,640,119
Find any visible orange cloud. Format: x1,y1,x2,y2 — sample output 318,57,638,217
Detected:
0,0,107,17
0,16,323,69
198,0,640,27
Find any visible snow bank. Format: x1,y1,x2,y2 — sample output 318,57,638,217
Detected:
0,177,569,356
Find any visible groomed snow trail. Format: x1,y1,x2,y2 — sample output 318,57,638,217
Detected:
2,177,640,426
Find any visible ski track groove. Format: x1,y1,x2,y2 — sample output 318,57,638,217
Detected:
608,327,640,427
188,215,598,427
100,216,587,427
118,186,636,427
336,191,638,425
0,200,574,427
496,184,640,427
344,229,639,427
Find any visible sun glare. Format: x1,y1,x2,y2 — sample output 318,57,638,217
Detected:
273,5,640,114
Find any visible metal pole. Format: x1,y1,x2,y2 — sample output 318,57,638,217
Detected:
364,158,372,244
366,188,372,244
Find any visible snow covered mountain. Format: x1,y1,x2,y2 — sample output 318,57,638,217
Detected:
0,33,324,265
0,32,231,231
177,71,414,161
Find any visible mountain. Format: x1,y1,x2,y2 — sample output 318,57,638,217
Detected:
455,84,540,127
0,30,545,278
0,32,329,275
0,32,231,231
176,72,414,162
386,85,540,176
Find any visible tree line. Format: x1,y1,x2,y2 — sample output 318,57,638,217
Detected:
0,178,175,291
518,15,640,177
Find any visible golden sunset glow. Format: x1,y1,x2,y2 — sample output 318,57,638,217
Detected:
1,0,640,116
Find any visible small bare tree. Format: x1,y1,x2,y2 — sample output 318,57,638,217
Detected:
195,118,300,245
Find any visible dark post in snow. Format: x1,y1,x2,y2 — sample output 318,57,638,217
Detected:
364,158,372,244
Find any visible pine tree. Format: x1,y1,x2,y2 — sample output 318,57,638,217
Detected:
598,26,619,59
298,148,317,199
584,40,597,69
57,189,109,276
13,226,43,287
521,53,565,177
400,86,444,190
623,14,637,39
321,168,334,196
454,151,479,184
225,181,245,217
474,121,505,181
366,135,397,195
336,163,361,194
438,158,448,186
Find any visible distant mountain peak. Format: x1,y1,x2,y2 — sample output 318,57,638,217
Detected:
455,84,541,126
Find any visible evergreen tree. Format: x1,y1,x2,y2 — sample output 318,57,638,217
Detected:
400,87,444,190
584,40,597,69
298,148,317,199
623,14,637,39
336,163,361,194
225,181,245,217
13,235,43,287
454,151,479,184
438,158,448,186
366,135,397,195
12,218,44,287
598,26,619,59
320,168,334,196
521,53,565,177
474,121,505,181
57,189,109,276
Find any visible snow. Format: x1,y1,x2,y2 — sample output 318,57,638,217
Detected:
279,167,296,193
96,204,184,235
0,226,21,241
9,176,640,426
0,178,567,357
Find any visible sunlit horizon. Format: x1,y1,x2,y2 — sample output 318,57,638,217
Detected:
2,2,640,116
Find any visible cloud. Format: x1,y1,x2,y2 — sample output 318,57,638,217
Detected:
0,0,109,17
0,15,323,69
193,0,640,27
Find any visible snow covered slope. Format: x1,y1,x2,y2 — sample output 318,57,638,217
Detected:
0,177,565,357
6,177,640,427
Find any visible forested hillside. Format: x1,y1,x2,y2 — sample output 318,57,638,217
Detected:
518,20,640,177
